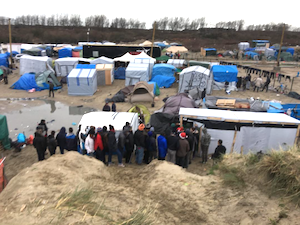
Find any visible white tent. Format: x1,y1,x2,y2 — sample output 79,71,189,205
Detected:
78,111,139,140
167,59,186,68
238,42,250,51
165,46,188,53
178,66,211,94
55,58,91,77
125,63,150,86
131,52,156,78
90,56,113,64
19,55,53,75
67,68,97,96
179,108,300,155
114,52,155,63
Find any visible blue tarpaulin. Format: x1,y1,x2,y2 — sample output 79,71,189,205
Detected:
265,101,284,113
10,73,61,91
0,54,9,67
244,51,259,59
58,48,73,58
114,67,126,79
287,48,294,56
211,65,238,82
152,64,176,79
282,104,300,120
252,40,269,43
151,75,175,88
245,48,255,51
76,64,95,69
204,48,216,51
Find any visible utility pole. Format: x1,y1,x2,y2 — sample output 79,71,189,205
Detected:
87,28,90,43
150,22,156,57
276,24,285,67
8,18,13,68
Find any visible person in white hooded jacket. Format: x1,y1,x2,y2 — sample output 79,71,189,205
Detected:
85,133,95,156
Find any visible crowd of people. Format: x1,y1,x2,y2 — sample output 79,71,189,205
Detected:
32,119,227,168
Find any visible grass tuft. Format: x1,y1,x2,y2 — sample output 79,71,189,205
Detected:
208,164,219,175
117,204,156,225
219,164,246,188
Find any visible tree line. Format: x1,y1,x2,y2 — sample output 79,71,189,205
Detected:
0,15,299,32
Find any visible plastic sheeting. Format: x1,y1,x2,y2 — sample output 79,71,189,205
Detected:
178,66,210,93
11,73,45,91
125,63,149,86
0,54,8,67
114,67,126,79
19,55,53,75
167,59,186,68
58,48,72,58
238,42,250,51
67,69,97,96
152,64,176,79
0,115,10,150
151,75,175,88
90,56,114,64
211,65,238,82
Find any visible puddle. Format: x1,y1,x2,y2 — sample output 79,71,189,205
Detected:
3,100,97,138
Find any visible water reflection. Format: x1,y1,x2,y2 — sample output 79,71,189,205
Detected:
43,99,56,113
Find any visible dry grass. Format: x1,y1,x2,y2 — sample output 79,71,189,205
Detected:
218,163,246,188
117,204,156,225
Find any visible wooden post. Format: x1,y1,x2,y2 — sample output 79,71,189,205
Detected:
8,18,13,67
179,115,183,127
290,77,295,92
230,130,237,153
198,126,202,155
276,24,285,67
240,146,244,155
150,22,156,58
294,124,300,145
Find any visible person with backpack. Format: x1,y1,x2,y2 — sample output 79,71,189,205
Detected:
125,126,134,164
108,125,124,167
48,130,57,156
134,123,146,165
94,127,104,162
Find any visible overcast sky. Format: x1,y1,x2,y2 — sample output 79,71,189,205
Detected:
2,0,300,29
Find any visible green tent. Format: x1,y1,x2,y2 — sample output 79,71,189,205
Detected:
156,55,170,62
128,105,151,125
187,60,210,69
35,70,61,87
280,52,293,62
0,115,10,150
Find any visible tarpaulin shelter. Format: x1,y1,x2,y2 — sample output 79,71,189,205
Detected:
125,63,150,86
167,59,186,68
286,48,294,56
179,108,300,154
22,47,42,56
208,65,238,94
128,105,151,124
96,64,114,85
114,67,126,80
19,55,53,75
152,64,176,79
150,112,178,135
151,75,175,88
0,115,10,150
114,52,154,62
58,48,73,58
178,66,211,94
11,71,61,91
55,58,91,77
129,81,155,104
0,54,9,68
148,81,160,96
156,55,170,62
244,51,259,59
78,112,139,140
203,48,217,56
67,69,97,96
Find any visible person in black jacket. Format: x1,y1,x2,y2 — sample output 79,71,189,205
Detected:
102,102,111,111
125,126,134,163
212,139,226,163
261,75,271,92
37,119,48,136
56,127,67,154
107,125,124,167
134,123,146,165
166,132,178,164
33,128,47,161
146,131,157,164
48,130,57,156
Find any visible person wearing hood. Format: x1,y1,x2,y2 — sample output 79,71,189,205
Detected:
185,129,195,166
145,131,157,163
176,132,189,168
33,127,47,161
134,123,146,165
108,125,124,167
157,133,168,160
66,127,77,151
56,127,67,154
94,127,104,162
118,126,128,158
125,126,134,163
47,130,57,156
201,127,211,164
100,126,109,163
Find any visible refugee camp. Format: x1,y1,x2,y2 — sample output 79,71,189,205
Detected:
1,3,300,224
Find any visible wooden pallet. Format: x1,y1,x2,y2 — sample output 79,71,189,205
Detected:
216,99,236,108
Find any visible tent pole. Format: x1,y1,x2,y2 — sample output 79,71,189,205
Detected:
294,124,300,146
150,22,156,58
276,24,285,67
240,146,243,155
230,130,237,153
8,18,14,68
180,116,183,127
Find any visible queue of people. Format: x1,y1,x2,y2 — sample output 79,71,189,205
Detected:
32,119,226,167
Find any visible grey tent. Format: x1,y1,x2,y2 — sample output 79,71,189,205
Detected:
161,93,197,115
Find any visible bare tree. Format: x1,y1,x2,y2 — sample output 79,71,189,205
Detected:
69,14,82,26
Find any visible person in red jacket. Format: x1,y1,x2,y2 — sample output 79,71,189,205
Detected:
94,127,104,162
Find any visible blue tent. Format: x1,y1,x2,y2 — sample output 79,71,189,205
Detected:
74,46,83,51
58,48,73,58
0,54,9,67
151,75,175,88
245,48,255,51
152,64,176,79
286,48,294,56
244,51,259,59
211,65,238,82
76,64,96,69
114,67,126,79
